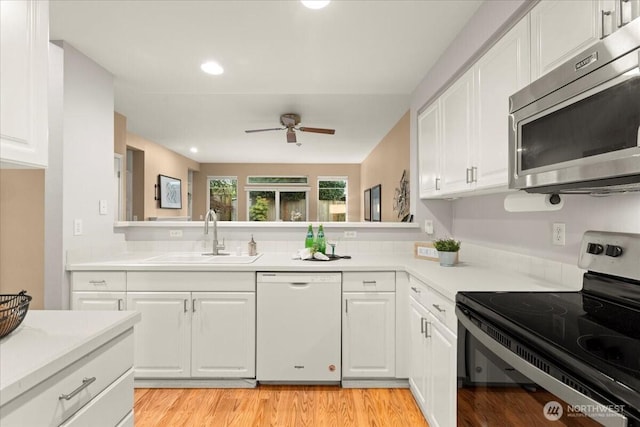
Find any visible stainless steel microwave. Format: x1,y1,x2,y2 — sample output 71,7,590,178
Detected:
509,18,640,194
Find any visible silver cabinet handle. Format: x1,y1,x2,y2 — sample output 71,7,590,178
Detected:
425,321,431,338
432,304,446,313
601,10,613,38
619,0,630,27
420,317,425,334
435,177,441,191
89,280,106,286
472,166,478,183
192,299,196,313
410,286,421,294
118,299,123,311
59,377,96,400
362,280,376,286
184,299,188,313
345,300,348,314
466,168,472,184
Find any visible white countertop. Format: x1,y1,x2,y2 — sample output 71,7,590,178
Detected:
0,310,141,406
67,252,582,300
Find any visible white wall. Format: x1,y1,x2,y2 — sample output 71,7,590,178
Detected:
46,42,120,309
409,0,640,266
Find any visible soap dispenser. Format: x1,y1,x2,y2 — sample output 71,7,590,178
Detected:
248,235,257,256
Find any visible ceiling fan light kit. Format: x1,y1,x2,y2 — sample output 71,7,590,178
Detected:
245,113,336,145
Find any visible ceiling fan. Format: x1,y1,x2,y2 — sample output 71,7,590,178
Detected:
244,113,335,145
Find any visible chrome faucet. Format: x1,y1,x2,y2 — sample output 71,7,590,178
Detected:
204,209,225,255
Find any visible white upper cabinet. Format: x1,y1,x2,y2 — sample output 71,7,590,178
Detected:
440,68,474,195
418,18,530,198
530,0,639,80
0,0,49,168
417,103,440,198
473,17,531,191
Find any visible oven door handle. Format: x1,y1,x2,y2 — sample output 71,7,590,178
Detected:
456,306,629,427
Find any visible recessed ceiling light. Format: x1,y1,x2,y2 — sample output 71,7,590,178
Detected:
200,61,224,75
190,147,198,153
301,0,330,10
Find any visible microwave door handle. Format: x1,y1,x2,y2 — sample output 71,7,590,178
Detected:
619,0,629,27
601,9,613,39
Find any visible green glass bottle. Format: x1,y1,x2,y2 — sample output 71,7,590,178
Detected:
316,224,326,254
305,224,315,249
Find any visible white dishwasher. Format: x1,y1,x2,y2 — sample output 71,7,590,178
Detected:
257,272,342,383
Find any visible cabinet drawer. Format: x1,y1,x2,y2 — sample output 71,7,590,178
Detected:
426,288,456,333
408,276,429,306
0,329,134,426
60,368,134,427
127,271,255,292
72,272,126,291
343,271,395,292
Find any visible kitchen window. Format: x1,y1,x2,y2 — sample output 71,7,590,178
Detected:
207,177,237,221
318,177,347,222
247,188,309,222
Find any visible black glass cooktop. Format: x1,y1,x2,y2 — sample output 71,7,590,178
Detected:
457,290,640,395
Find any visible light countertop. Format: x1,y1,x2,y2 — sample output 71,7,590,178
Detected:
67,252,583,301
0,310,141,406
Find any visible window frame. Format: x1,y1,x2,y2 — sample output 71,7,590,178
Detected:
206,176,238,221
246,186,310,222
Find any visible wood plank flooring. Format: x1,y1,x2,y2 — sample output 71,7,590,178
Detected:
134,386,429,427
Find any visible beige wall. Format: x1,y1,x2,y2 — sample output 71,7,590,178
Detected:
360,111,410,222
193,163,361,222
0,170,44,309
126,131,200,220
114,112,127,156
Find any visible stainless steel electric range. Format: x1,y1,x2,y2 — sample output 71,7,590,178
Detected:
456,231,640,426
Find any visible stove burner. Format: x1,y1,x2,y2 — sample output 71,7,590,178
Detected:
489,294,568,316
581,297,604,312
577,335,640,374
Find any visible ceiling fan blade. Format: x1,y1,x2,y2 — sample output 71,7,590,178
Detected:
245,127,284,133
286,129,297,143
299,127,335,135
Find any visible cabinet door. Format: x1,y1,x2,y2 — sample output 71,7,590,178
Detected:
440,69,474,194
474,18,531,190
342,292,395,378
426,313,457,427
417,102,440,198
191,292,256,378
408,298,429,412
126,292,191,378
530,0,601,79
72,292,125,311
0,0,49,168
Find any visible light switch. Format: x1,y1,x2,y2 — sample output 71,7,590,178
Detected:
73,219,83,236
99,200,108,215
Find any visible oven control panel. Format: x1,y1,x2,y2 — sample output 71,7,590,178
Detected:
578,231,639,280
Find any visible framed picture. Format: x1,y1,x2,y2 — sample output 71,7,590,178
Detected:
363,188,371,221
371,184,381,222
158,174,182,209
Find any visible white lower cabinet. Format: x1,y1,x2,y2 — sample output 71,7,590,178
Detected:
409,279,457,427
126,292,191,378
191,292,256,378
127,290,255,379
342,292,395,378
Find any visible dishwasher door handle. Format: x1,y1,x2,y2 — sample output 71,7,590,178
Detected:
289,282,311,288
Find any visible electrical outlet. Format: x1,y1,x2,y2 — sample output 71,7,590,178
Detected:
169,230,183,238
552,223,565,246
343,231,357,238
73,219,83,236
99,199,108,215
424,220,434,235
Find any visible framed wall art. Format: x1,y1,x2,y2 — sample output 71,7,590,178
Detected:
363,188,371,221
158,174,182,209
371,184,381,222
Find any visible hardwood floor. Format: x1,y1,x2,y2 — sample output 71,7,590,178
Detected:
134,386,429,427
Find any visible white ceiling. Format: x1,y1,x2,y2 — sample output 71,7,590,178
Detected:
50,0,483,164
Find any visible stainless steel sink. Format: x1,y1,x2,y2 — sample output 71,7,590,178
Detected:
142,252,262,264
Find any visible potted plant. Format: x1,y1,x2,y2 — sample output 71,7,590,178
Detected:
433,238,461,267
